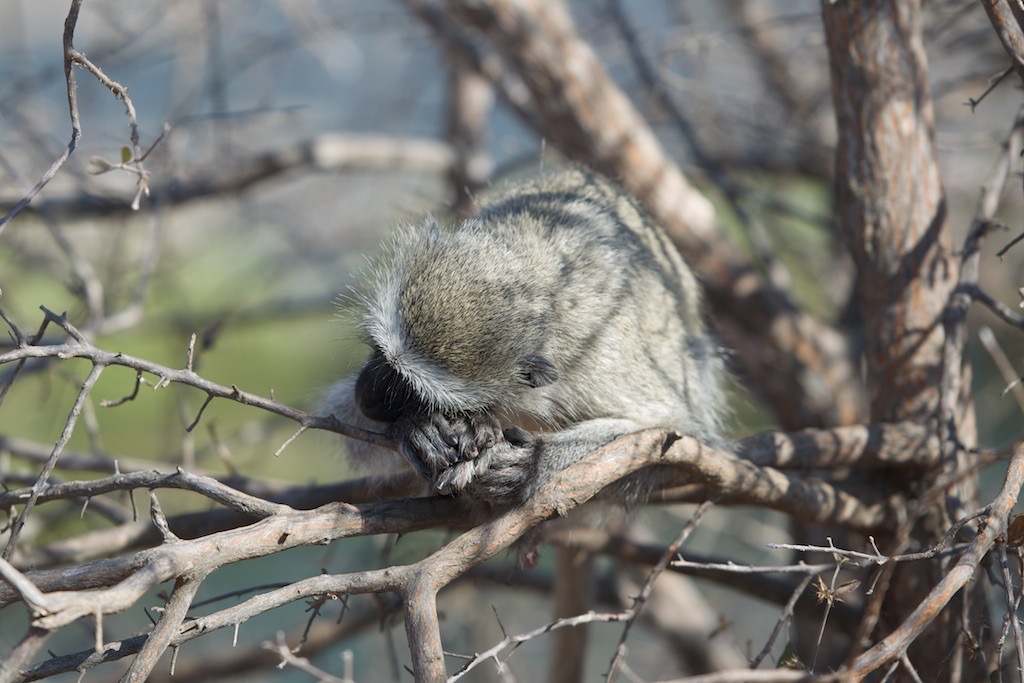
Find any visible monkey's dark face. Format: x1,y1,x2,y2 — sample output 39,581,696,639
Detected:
353,349,514,492
354,350,420,423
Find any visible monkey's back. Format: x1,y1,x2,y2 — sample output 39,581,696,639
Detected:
366,167,723,444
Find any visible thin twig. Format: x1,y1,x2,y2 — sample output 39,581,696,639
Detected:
0,307,391,448
844,445,1024,677
0,0,84,233
260,631,347,683
606,500,714,680
100,370,143,408
0,309,55,409
810,564,844,671
966,66,1014,111
2,362,105,561
750,574,814,669
997,543,1024,677
979,326,1024,415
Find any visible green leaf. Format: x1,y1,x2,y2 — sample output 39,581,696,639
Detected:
87,157,113,175
121,146,132,164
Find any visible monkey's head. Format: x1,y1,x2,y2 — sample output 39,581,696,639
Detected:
352,219,560,424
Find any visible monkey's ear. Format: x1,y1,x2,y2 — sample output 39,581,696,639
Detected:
517,354,559,388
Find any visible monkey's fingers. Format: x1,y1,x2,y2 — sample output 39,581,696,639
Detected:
470,415,502,452
430,413,461,449
435,450,493,494
403,425,459,474
437,412,501,461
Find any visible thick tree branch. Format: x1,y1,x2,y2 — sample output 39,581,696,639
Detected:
823,0,954,425
0,134,456,221
981,0,1024,84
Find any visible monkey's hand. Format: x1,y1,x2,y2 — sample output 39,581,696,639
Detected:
389,411,503,489
460,427,537,504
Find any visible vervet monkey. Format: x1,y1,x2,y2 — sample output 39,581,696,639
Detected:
324,167,725,505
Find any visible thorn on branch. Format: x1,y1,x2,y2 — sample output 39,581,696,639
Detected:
997,229,1024,258
491,605,508,637
185,333,197,372
274,425,308,458
1002,376,1024,398
0,308,26,345
93,608,103,654
39,305,86,343
148,491,179,543
965,66,1013,112
336,594,350,624
0,309,58,410
140,122,172,163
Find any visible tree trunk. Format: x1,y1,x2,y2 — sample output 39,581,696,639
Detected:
822,1,979,679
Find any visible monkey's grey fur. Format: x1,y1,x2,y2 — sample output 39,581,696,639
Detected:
324,167,725,505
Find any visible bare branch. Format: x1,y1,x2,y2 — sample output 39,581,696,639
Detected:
0,0,83,234
3,362,105,561
750,575,815,670
0,309,387,448
122,573,205,681
738,422,938,470
0,134,457,221
1,468,293,519
844,444,1024,677
996,542,1024,678
261,631,349,683
0,557,51,616
606,501,713,680
981,0,1024,84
